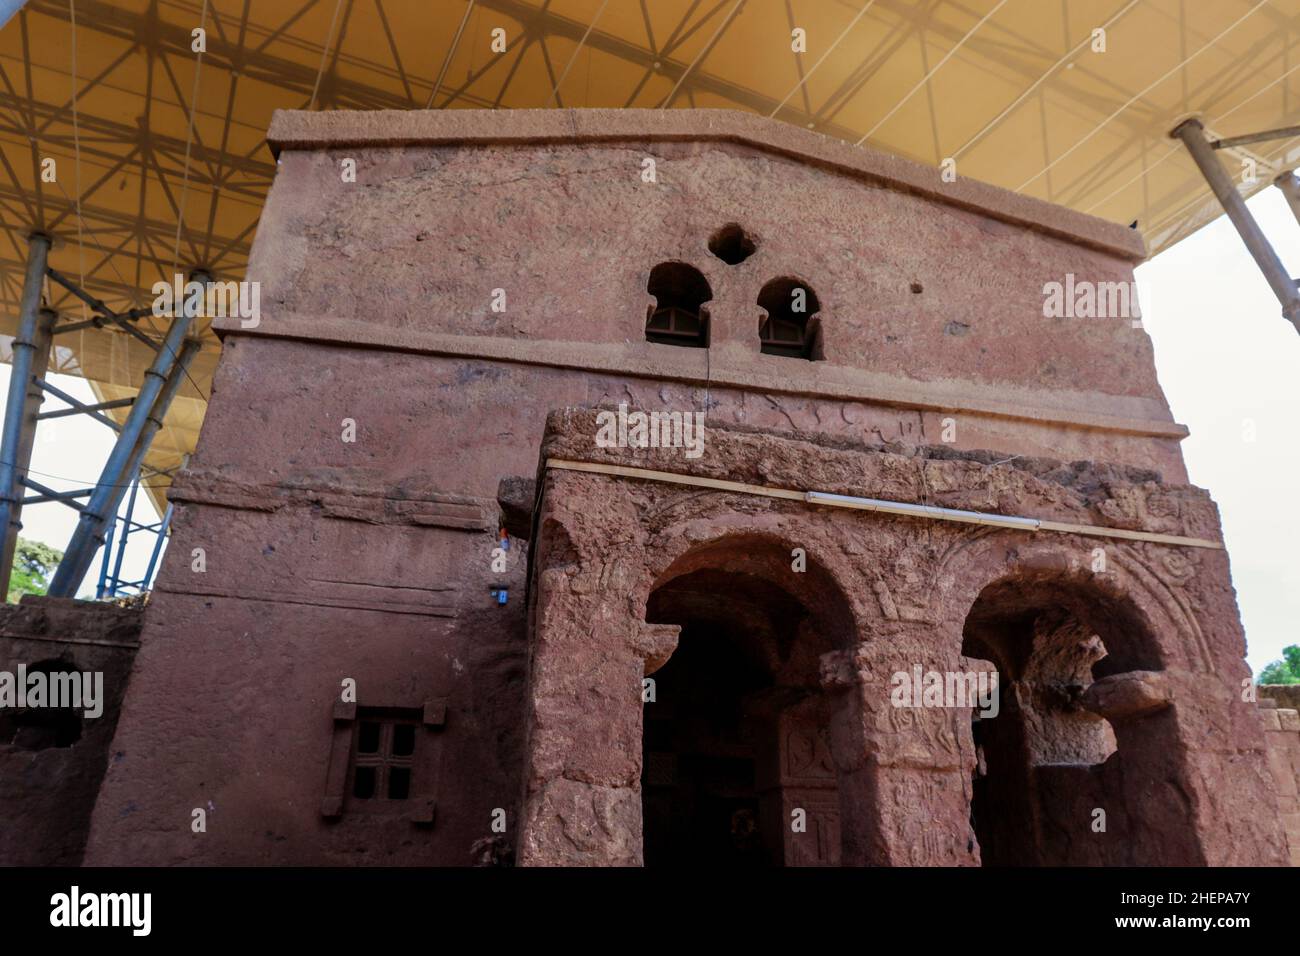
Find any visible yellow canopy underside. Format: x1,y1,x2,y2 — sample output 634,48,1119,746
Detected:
4,0,1299,511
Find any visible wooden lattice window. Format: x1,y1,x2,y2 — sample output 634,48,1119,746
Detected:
758,277,822,359
320,699,446,823
646,262,711,348
350,714,419,801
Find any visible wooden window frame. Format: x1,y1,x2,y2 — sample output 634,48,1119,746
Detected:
321,699,446,825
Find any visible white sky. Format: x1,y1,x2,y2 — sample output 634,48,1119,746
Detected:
1136,187,1300,677
0,191,1296,673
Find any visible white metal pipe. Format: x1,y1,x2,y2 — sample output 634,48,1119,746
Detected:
803,490,1041,531
545,458,1222,550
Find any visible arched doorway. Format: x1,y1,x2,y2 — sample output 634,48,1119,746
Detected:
959,571,1202,865
640,536,853,866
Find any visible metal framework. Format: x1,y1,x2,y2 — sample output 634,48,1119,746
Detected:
0,230,201,598
5,1,1300,603
1173,118,1300,335
96,466,176,599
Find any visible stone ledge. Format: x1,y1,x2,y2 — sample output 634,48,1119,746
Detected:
537,407,1222,543
265,108,1147,263
0,596,143,648
210,314,1188,441
167,471,495,531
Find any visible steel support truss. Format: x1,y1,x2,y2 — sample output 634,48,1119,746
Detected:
1172,118,1300,335
0,231,202,600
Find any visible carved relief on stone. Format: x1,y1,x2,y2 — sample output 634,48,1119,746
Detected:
878,701,963,770
1113,542,1212,672
1127,540,1197,587
890,775,966,866
777,711,841,866
1096,482,1181,535
872,578,900,621
783,725,836,783
783,788,841,866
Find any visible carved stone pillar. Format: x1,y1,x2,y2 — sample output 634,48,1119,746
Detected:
821,637,981,866
769,705,842,866
516,557,678,866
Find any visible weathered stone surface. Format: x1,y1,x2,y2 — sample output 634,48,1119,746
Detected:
1262,684,1300,711
496,476,536,540
1082,671,1172,720
517,413,1289,866
1259,699,1300,867
66,108,1290,867
0,597,142,865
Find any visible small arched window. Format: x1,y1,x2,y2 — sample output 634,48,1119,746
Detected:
758,278,821,359
646,262,711,348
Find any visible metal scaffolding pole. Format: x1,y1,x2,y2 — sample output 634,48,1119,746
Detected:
1172,119,1300,334
141,502,174,591
118,339,200,501
95,518,116,601
0,233,55,592
47,308,198,597
100,473,140,599
1274,171,1300,229
98,337,200,599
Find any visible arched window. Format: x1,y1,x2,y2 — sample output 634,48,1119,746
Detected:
758,278,821,359
642,535,854,867
646,262,711,348
960,574,1196,865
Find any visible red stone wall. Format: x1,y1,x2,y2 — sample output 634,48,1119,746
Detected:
1259,697,1300,866
514,410,1288,866
80,109,1280,866
0,597,142,865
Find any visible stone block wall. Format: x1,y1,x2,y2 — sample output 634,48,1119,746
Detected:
0,596,142,865
1259,690,1300,867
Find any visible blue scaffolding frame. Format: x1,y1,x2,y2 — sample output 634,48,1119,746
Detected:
0,233,202,600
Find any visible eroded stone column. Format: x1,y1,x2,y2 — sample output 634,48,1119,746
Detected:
1084,668,1286,865
516,556,678,866
821,635,981,866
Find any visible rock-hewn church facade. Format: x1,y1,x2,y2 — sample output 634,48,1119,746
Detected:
3,109,1296,866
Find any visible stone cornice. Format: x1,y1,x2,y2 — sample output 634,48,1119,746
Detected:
213,312,1188,440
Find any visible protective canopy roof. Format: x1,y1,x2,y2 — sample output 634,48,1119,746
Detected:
3,0,1299,510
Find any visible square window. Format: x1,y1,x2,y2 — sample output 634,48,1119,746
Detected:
346,710,421,808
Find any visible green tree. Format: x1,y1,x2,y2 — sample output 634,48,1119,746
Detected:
6,536,63,604
1258,645,1300,685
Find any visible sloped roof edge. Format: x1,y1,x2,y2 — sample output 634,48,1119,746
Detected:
267,107,1148,263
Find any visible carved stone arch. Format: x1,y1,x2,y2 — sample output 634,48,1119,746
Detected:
520,408,1288,867
930,529,1195,671
636,529,859,866
926,531,1232,864
639,525,868,650
1106,540,1213,673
